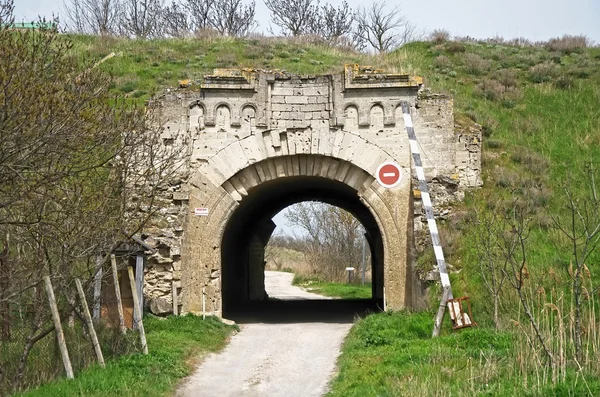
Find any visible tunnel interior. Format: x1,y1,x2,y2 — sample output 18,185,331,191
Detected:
221,174,385,320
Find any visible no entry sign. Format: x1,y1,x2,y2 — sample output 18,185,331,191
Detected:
376,161,403,188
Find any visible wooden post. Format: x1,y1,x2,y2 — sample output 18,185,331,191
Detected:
128,266,148,354
432,286,452,337
135,253,144,311
110,254,126,334
75,279,105,368
92,255,103,322
172,281,178,316
43,276,74,379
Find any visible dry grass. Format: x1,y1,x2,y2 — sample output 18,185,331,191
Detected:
429,29,451,44
529,62,557,83
462,53,491,75
545,35,590,53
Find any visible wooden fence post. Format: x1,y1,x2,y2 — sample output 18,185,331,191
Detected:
432,286,452,337
172,281,178,316
110,254,126,334
43,276,74,379
75,279,105,368
135,253,144,311
92,254,103,322
128,266,148,354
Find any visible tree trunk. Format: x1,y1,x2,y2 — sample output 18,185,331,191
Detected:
0,240,9,341
573,269,582,363
493,294,499,330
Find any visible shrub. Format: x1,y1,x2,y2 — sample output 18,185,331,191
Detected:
529,62,556,83
445,41,466,53
120,81,137,93
476,79,505,101
500,87,523,108
433,55,451,69
554,75,574,90
545,35,589,53
494,69,518,88
494,166,521,188
429,29,451,44
463,53,491,75
480,116,500,137
485,139,503,149
215,52,236,67
510,147,551,175
506,37,533,47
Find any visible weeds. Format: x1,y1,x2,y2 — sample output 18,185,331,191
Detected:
545,35,590,54
16,315,237,397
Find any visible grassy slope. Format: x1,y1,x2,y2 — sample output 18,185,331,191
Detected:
17,315,237,397
327,311,600,397
294,277,373,299
398,41,600,320
69,35,369,104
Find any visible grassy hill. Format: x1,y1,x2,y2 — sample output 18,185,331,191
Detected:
68,34,600,395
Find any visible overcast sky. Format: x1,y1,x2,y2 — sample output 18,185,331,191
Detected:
13,0,600,43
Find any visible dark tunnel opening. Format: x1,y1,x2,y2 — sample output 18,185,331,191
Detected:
221,175,384,322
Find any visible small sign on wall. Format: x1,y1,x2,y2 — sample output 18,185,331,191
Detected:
194,208,209,216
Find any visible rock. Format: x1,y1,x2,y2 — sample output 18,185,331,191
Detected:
149,297,172,316
221,318,236,326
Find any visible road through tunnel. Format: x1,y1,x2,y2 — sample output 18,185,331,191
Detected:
221,169,385,319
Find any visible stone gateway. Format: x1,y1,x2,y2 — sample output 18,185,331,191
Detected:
141,65,481,317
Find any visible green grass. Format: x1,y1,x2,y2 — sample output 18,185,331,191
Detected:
16,315,237,397
67,35,368,104
327,311,600,397
293,276,372,299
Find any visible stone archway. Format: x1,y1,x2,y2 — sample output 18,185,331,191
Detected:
179,128,414,317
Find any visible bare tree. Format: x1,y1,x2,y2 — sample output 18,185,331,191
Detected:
497,205,554,366
284,202,364,281
121,0,164,38
184,0,215,32
354,0,417,53
211,0,256,36
0,0,14,25
551,165,600,363
162,1,191,37
315,1,354,44
0,17,181,391
264,0,319,36
472,206,509,329
63,0,121,35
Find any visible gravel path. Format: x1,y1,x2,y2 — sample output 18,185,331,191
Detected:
176,271,352,397
264,270,332,300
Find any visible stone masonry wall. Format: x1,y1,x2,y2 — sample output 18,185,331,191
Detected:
139,65,482,315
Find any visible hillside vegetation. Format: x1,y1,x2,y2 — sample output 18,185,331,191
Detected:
36,34,600,395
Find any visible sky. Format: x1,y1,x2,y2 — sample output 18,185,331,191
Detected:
12,0,600,235
13,0,600,43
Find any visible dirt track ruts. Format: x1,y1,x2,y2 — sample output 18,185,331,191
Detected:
176,271,352,397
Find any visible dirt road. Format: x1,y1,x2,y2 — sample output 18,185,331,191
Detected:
176,271,352,397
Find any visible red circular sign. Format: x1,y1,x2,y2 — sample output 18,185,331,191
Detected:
376,162,403,188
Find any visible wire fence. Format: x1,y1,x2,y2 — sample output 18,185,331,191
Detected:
0,269,143,396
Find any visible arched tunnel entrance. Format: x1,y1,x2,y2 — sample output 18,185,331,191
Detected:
180,149,416,318
221,174,384,319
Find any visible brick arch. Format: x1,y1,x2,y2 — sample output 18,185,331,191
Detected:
179,128,413,316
